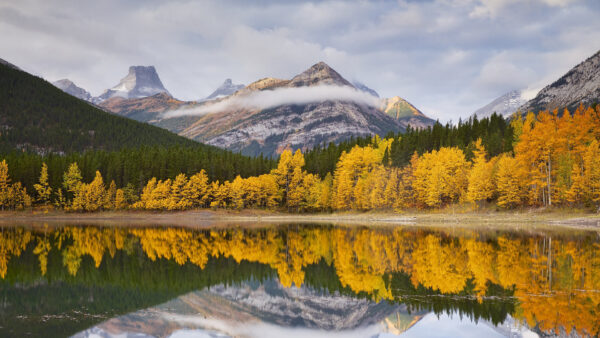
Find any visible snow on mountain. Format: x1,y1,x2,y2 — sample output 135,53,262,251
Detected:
93,65,170,103
52,79,93,102
471,90,526,118
204,78,245,100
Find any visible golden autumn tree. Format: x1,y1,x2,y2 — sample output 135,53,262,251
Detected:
271,149,304,206
0,160,10,210
466,139,495,205
412,147,470,207
495,154,525,208
582,140,600,207
104,180,117,210
34,163,52,206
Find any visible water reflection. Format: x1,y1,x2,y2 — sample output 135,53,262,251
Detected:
0,224,598,337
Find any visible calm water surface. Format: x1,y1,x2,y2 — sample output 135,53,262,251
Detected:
0,223,598,337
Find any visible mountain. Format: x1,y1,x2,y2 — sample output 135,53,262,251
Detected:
520,50,600,113
100,62,434,156
99,92,188,123
353,81,380,97
204,78,244,100
472,90,526,118
380,96,435,129
288,61,352,87
177,62,404,156
52,79,93,102
93,65,170,103
0,61,198,154
73,280,426,337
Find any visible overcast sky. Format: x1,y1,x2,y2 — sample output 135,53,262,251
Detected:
1,0,599,122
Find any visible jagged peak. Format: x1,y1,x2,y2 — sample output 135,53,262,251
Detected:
288,61,353,88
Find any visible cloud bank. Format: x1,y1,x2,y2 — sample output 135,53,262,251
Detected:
1,0,599,121
162,85,380,118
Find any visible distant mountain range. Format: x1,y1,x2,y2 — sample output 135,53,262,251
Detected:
204,78,245,100
472,49,600,117
0,60,198,154
67,61,435,156
471,90,527,118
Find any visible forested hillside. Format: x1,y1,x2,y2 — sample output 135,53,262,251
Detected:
2,146,276,196
304,113,513,178
0,63,198,153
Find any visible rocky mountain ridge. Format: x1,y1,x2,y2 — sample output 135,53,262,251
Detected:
520,50,600,113
55,61,435,156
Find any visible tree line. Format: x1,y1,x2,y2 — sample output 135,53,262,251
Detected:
1,105,600,211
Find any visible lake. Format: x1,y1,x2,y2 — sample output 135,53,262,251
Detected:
0,223,598,337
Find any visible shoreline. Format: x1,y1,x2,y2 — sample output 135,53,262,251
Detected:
0,209,599,230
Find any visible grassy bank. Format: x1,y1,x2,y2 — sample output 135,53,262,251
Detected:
0,206,599,230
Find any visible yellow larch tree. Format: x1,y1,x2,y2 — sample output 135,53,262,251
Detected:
412,147,470,207
466,139,495,205
34,163,52,206
495,154,525,208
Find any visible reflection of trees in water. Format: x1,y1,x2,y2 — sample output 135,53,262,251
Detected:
0,225,599,336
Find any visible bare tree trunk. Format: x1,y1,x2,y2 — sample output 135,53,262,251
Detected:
547,155,552,206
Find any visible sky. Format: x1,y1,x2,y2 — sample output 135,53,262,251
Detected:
1,0,600,122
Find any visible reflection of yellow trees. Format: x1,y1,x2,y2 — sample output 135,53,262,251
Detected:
0,226,599,335
0,228,32,278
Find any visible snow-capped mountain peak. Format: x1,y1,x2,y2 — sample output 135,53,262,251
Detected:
94,65,170,103
204,78,245,100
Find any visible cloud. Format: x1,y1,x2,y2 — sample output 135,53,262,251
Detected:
0,0,599,122
163,85,381,118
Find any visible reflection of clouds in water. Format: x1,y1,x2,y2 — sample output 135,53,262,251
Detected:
162,85,380,118
394,312,538,338
165,313,382,338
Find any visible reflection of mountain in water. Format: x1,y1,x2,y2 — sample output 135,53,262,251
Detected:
73,279,426,337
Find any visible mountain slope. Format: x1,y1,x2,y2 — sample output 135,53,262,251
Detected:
94,65,170,103
472,90,526,118
0,62,198,154
204,78,244,100
380,96,435,129
520,50,600,113
53,79,93,102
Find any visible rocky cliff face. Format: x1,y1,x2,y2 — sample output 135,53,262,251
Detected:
94,65,170,103
471,90,526,118
204,78,245,100
52,79,93,102
520,50,600,113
